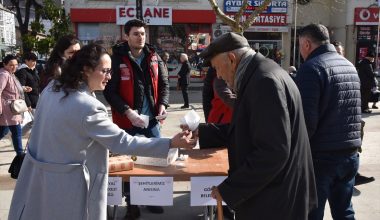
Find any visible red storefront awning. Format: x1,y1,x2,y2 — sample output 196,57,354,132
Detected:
70,8,216,24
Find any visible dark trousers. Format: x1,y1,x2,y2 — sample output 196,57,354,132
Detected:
308,153,359,220
181,85,189,106
0,125,23,155
361,87,371,111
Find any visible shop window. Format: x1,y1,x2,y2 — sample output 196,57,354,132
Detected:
243,32,284,65
149,24,211,78
78,23,100,42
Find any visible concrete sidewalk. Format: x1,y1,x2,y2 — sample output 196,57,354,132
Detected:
1,90,379,220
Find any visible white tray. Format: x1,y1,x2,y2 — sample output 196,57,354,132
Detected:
134,148,178,167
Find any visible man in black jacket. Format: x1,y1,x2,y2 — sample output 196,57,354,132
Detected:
196,32,317,220
357,51,377,113
15,52,40,109
177,53,191,108
296,24,362,220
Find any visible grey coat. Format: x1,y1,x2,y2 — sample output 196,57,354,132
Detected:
8,82,171,220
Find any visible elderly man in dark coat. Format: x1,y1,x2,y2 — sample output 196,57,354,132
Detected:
196,32,317,220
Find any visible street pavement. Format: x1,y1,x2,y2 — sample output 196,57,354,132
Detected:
1,85,380,220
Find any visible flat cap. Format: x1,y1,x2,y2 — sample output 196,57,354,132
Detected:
199,32,250,66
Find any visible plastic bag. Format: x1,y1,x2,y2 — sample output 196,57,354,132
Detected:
21,111,34,136
180,109,200,131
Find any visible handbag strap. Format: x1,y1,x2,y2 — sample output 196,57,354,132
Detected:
11,74,25,100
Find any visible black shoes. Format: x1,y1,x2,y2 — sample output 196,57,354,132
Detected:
355,173,375,186
146,205,164,214
372,104,378,109
125,205,141,220
180,105,189,109
125,205,164,219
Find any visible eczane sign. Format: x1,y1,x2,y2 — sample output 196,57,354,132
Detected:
116,6,172,25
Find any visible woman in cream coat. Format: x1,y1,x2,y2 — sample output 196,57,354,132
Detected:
8,44,196,220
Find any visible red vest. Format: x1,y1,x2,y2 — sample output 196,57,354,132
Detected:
207,83,233,124
111,53,160,129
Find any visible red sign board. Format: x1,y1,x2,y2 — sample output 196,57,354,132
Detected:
354,8,380,25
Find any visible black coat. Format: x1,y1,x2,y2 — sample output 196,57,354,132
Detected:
357,58,377,89
199,53,317,220
296,44,362,152
15,67,40,108
177,61,191,86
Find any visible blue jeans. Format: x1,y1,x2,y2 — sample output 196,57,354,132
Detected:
125,119,161,138
309,152,359,220
0,125,23,155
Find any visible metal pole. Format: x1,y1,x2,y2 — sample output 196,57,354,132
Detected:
292,0,298,66
136,0,143,20
376,6,380,71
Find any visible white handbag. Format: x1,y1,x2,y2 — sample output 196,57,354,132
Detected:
10,99,28,115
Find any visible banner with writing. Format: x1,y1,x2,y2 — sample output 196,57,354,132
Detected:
130,177,173,205
190,176,227,206
107,177,123,205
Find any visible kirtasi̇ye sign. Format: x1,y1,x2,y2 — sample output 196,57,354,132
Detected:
116,6,172,25
226,13,287,26
224,0,288,13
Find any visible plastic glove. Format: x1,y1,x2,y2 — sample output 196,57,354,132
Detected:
124,109,146,128
156,104,167,120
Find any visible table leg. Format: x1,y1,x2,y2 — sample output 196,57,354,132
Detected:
112,205,118,220
204,206,208,220
209,206,215,220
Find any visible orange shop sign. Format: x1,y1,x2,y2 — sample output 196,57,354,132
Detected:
116,6,172,25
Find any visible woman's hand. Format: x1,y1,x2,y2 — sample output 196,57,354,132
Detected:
170,130,197,149
23,86,32,93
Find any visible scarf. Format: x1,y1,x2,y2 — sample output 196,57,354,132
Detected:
10,73,25,100
233,49,256,94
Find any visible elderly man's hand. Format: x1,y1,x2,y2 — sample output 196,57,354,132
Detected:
170,130,197,149
211,186,223,201
180,124,199,139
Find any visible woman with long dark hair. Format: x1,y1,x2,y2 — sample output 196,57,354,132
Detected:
40,34,81,90
9,44,196,220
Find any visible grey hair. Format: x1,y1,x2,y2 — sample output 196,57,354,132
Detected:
231,47,251,58
180,53,188,61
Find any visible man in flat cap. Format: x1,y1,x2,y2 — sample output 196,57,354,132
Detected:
295,24,362,220
195,32,317,219
357,50,377,113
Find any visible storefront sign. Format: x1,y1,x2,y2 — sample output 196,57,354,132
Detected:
224,0,288,13
116,6,172,25
220,25,288,33
107,177,123,205
226,13,287,26
190,176,227,206
354,8,380,25
130,177,173,205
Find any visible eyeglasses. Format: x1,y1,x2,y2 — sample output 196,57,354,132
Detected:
100,68,112,75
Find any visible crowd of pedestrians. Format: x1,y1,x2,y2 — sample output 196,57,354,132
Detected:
0,19,378,220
